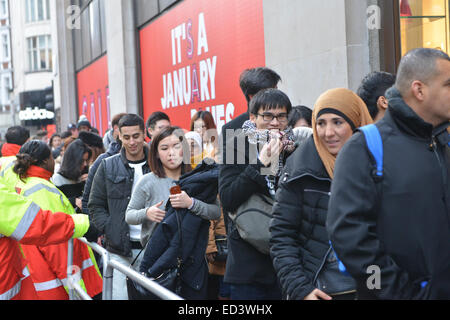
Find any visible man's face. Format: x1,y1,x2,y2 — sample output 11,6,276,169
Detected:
78,125,90,132
120,125,145,159
250,106,289,131
148,120,170,139
423,59,450,125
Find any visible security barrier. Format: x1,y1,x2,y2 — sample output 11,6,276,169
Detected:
67,238,183,300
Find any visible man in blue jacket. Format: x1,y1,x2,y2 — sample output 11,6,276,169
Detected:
327,48,450,299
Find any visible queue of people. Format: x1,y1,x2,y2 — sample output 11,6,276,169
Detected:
0,47,448,300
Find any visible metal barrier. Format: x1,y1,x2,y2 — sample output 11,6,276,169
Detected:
67,238,183,300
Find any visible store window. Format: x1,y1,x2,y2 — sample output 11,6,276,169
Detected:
25,0,50,22
399,0,449,55
27,35,52,71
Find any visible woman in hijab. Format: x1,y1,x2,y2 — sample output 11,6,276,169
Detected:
269,88,373,300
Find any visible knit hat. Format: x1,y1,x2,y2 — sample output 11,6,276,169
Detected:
77,116,92,129
78,131,103,149
312,88,373,179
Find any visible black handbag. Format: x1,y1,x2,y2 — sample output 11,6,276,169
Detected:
126,212,183,300
214,235,228,262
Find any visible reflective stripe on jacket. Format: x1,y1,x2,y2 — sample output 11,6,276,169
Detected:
0,156,19,191
0,183,82,300
16,177,102,299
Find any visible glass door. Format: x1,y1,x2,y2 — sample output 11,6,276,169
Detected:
399,0,449,55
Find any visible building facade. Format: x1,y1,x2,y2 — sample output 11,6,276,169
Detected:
52,0,449,136
0,0,13,140
7,0,58,138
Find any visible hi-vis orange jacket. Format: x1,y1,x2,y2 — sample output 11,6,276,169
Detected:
0,183,89,300
15,170,102,300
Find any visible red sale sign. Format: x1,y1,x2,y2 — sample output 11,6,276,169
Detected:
77,55,110,136
139,0,265,132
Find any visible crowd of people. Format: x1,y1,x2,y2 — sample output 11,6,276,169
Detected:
0,47,449,300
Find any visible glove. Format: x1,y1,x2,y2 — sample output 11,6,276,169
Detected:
292,127,313,146
71,214,90,239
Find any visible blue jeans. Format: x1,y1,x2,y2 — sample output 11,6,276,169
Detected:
229,282,282,300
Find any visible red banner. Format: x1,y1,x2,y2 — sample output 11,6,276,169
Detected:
76,55,110,136
139,0,265,132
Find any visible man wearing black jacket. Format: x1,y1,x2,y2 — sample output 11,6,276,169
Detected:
219,83,294,300
89,114,150,300
327,48,450,299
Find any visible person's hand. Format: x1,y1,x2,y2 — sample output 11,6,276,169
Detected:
80,174,89,182
97,235,104,247
258,133,282,167
146,201,166,223
75,197,83,209
169,191,193,209
303,289,332,300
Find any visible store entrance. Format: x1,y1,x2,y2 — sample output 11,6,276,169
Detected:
399,0,450,55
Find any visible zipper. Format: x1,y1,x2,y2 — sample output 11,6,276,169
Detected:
304,189,331,196
312,246,332,285
283,172,332,185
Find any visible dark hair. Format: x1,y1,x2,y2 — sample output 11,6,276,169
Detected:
14,140,51,181
249,88,292,115
36,130,48,139
240,67,281,103
146,112,170,130
6,126,30,145
357,71,396,120
111,113,128,128
49,133,61,147
149,126,192,179
59,139,92,181
146,112,170,139
119,114,145,133
288,105,312,127
60,130,72,139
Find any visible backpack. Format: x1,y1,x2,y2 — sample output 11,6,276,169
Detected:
331,124,383,276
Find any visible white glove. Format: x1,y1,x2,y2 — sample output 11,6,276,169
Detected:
292,127,313,145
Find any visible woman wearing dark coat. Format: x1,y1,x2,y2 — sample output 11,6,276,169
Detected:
269,88,373,300
51,139,92,211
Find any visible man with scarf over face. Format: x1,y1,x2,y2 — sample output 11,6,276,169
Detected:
219,88,293,300
0,126,30,190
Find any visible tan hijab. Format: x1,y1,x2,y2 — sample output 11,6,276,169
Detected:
312,88,373,179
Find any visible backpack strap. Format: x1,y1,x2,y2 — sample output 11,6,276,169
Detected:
359,124,383,182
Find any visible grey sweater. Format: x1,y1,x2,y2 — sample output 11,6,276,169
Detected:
125,172,220,247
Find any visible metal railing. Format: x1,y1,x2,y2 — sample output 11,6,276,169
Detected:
67,238,183,300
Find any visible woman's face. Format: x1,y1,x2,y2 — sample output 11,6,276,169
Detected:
158,134,184,171
80,152,90,172
316,113,353,156
187,137,202,158
294,118,311,128
52,136,62,149
194,119,207,141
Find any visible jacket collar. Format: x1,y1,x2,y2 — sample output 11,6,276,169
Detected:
120,144,149,167
385,87,441,139
1,143,21,157
284,135,330,182
107,140,121,156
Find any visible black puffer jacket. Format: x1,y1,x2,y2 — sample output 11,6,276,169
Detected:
327,88,450,299
270,135,355,300
88,147,150,257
